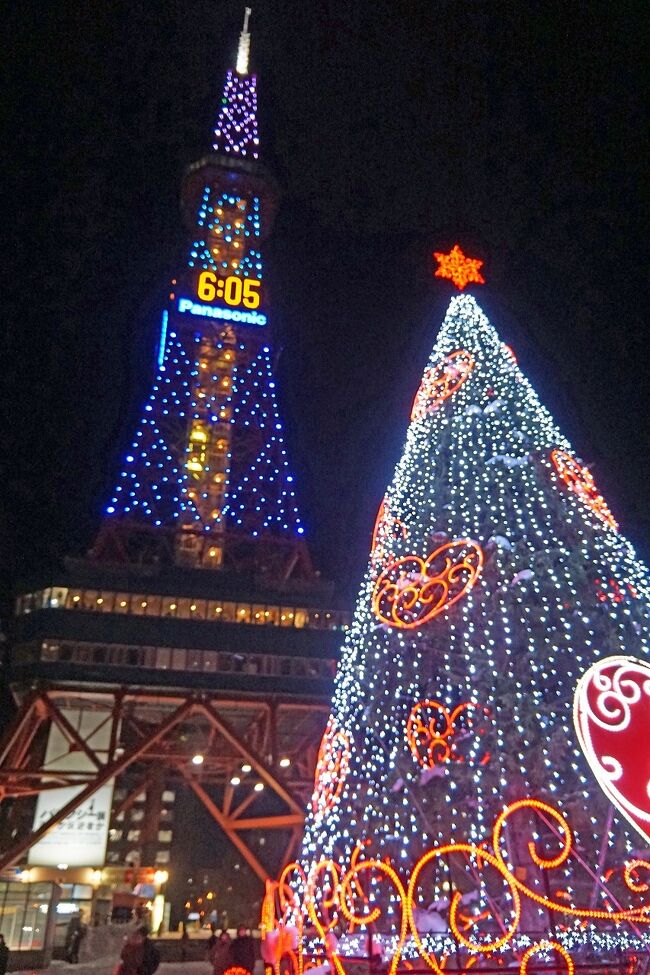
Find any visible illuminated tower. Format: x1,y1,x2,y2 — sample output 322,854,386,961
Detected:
93,9,310,580
2,12,346,912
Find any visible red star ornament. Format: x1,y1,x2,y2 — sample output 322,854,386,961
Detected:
434,244,485,291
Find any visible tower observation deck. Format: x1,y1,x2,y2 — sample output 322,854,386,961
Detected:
1,12,346,904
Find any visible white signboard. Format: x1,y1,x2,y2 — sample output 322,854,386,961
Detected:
29,784,113,867
28,707,115,867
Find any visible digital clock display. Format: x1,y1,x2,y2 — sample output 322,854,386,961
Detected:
197,271,261,309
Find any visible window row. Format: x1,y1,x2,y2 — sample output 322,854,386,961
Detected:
112,808,173,825
108,829,172,844
113,788,176,805
40,641,336,679
18,588,349,631
105,849,169,865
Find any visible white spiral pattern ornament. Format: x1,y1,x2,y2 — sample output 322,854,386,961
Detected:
574,655,650,843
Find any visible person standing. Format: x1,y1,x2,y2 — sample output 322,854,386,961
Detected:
231,926,255,975
209,931,232,975
118,924,159,975
118,927,146,975
66,916,86,964
0,934,9,975
206,925,218,955
180,925,190,962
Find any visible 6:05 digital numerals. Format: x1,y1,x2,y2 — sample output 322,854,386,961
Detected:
197,271,261,308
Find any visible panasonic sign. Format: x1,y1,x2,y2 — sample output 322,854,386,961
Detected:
177,297,267,326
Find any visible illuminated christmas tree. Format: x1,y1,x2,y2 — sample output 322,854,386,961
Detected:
264,248,650,969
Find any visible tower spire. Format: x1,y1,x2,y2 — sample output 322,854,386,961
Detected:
213,9,258,159
236,7,252,75
93,7,308,579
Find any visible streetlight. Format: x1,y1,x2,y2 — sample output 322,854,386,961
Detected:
253,782,264,792
279,757,291,768
192,754,204,766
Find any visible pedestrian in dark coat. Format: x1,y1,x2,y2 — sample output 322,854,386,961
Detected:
117,924,159,975
209,931,233,975
231,926,255,974
65,917,86,963
0,934,9,975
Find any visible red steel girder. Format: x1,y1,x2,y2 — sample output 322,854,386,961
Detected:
0,685,327,876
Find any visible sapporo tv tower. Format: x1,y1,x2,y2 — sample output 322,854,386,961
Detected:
1,10,347,912
96,6,305,577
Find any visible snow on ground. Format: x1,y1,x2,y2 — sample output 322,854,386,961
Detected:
29,962,212,975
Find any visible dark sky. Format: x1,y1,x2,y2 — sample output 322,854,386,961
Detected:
3,0,649,605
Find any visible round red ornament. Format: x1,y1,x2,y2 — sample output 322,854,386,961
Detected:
574,655,650,844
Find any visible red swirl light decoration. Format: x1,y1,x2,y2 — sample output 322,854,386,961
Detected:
550,449,618,531
311,717,351,822
410,350,475,422
406,699,490,769
371,497,408,565
372,539,484,630
519,942,574,975
263,798,650,975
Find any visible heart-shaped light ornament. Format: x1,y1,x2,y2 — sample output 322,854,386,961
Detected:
574,655,650,844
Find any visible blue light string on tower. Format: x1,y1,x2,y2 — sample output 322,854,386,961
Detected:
213,70,259,159
222,345,305,537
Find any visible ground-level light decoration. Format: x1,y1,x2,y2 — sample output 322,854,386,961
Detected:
262,276,650,970
262,799,650,974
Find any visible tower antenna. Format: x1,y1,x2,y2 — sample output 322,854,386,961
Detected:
236,7,252,75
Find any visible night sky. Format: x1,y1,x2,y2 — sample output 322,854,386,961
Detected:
3,0,649,608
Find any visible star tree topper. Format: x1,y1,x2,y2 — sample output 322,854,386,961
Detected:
434,244,485,291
